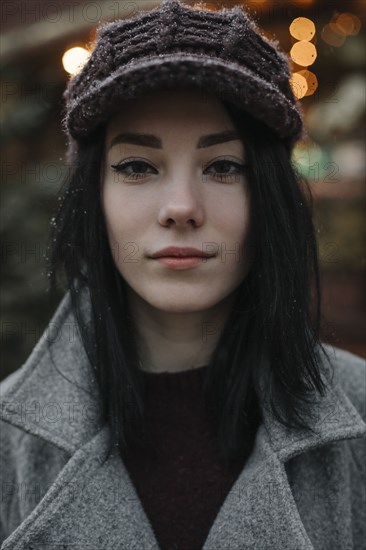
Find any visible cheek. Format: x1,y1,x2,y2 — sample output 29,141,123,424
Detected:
101,189,131,268
239,198,254,266
102,185,140,239
102,195,136,271
102,189,118,242
101,185,154,270
212,191,251,258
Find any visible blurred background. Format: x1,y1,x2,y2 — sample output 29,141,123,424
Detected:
1,0,365,381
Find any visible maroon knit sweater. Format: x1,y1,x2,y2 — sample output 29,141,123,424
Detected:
122,365,253,550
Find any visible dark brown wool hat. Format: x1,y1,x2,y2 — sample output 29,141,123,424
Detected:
62,0,306,163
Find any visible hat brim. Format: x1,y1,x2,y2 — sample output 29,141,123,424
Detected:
66,53,304,144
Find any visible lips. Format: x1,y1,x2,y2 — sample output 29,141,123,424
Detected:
149,246,216,259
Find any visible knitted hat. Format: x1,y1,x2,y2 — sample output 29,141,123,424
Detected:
62,0,306,163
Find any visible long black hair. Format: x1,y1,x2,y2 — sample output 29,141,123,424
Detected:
47,94,333,466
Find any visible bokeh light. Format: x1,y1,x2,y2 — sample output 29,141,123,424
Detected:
289,72,308,99
62,47,90,75
290,41,317,66
297,69,318,96
321,24,346,47
290,17,316,41
334,13,361,36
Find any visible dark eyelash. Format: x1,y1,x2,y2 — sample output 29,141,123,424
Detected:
110,160,248,181
111,160,154,178
204,160,248,182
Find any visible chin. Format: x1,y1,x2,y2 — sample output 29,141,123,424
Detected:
147,296,217,314
137,286,224,313
124,278,240,315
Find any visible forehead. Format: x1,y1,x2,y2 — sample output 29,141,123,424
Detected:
105,86,237,138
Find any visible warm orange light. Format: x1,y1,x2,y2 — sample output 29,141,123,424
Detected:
321,24,346,47
334,13,361,36
297,69,318,96
289,73,308,99
289,17,316,41
191,2,219,10
290,41,317,66
329,22,346,38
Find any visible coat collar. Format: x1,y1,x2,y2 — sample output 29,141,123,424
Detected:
1,289,364,459
1,290,365,550
0,290,102,455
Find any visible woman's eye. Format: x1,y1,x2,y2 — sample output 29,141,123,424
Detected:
204,160,246,183
111,160,156,180
110,159,247,183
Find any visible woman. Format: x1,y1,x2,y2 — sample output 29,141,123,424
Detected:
1,1,365,549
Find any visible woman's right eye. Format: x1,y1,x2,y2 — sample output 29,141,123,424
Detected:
110,160,156,180
110,158,247,183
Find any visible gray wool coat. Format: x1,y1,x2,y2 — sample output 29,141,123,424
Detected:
0,291,365,550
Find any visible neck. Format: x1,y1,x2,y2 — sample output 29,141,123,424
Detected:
126,287,236,373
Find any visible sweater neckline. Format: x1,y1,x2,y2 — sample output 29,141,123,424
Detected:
140,364,209,392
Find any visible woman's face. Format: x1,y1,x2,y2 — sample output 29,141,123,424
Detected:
101,87,254,314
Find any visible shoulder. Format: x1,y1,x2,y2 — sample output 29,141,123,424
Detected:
0,289,73,410
0,291,92,541
0,369,72,542
0,287,99,454
319,343,366,423
285,345,366,549
0,395,71,543
0,288,102,531
0,422,71,544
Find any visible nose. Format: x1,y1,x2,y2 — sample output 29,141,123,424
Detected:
157,173,204,228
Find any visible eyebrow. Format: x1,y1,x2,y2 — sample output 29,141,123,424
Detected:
108,130,240,151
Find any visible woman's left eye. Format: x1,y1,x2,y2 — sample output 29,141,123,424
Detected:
204,160,246,182
110,159,246,183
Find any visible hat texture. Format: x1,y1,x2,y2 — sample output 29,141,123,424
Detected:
62,0,306,161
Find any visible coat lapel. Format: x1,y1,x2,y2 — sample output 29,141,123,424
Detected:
1,425,160,549
203,423,315,549
1,290,365,549
0,290,102,456
202,373,366,550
